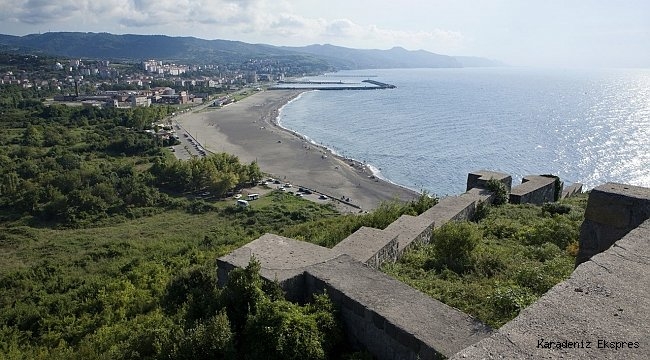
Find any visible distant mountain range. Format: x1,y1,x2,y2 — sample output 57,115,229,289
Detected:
0,32,504,70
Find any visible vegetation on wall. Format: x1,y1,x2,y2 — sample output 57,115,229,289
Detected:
383,194,587,328
281,193,437,248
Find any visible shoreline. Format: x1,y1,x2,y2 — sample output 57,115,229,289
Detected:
272,92,422,195
175,90,420,211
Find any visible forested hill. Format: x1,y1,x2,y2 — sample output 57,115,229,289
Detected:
0,32,502,70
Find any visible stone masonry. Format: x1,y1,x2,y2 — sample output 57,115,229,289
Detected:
452,183,650,360
216,170,600,359
575,182,650,266
509,175,560,205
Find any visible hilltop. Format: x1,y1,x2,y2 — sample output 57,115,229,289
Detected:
0,32,503,70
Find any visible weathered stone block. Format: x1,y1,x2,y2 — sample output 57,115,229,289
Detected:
305,255,492,360
509,175,557,205
216,233,338,302
561,182,583,198
466,170,512,192
332,227,398,268
576,182,650,265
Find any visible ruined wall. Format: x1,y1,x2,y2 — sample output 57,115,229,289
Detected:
384,215,434,254
576,182,650,266
216,170,571,360
452,219,650,360
509,175,558,204
466,170,513,193
420,187,494,231
332,227,399,269
305,255,492,360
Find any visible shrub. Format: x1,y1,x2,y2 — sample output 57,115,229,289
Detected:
427,221,482,273
513,263,557,294
516,216,578,249
542,202,572,215
173,311,236,360
524,242,562,262
474,201,490,221
488,283,537,320
486,178,508,206
243,300,326,360
472,246,508,277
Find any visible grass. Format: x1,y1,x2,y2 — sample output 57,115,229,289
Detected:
382,194,588,328
0,190,344,356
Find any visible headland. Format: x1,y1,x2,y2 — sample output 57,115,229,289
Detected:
174,89,419,211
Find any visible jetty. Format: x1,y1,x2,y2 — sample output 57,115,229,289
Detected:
269,79,396,90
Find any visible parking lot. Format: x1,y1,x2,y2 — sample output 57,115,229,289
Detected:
170,122,208,160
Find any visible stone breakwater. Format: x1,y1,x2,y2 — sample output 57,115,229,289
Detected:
218,171,649,359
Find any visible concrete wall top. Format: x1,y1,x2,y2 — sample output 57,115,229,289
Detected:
332,227,397,264
467,170,512,192
307,254,493,358
383,214,433,252
452,219,650,360
420,188,493,229
510,175,556,196
584,183,650,227
217,233,337,282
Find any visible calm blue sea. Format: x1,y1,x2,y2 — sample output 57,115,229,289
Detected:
277,68,650,196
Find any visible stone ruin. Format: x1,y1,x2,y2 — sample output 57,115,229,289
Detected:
217,171,649,359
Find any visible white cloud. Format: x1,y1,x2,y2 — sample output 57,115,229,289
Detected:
0,0,464,52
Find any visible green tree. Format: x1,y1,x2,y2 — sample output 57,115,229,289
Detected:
173,311,236,360
428,221,482,273
22,124,43,146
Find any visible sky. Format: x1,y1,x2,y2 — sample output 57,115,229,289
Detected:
0,0,648,67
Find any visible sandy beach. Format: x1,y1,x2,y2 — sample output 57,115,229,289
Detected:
175,90,420,211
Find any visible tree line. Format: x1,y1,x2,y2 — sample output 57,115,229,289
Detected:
0,85,260,226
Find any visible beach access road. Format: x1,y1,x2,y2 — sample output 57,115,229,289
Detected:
175,89,419,211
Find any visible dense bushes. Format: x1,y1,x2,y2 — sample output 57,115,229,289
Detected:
384,195,586,327
0,91,263,226
427,221,481,273
150,153,262,196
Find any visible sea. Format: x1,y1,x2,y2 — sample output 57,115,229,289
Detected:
277,68,650,196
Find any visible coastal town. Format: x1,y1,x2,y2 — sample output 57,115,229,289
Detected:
1,53,288,109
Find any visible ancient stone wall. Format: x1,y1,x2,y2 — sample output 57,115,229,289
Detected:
466,170,513,193
509,175,558,204
562,182,583,199
453,182,650,359
217,170,605,359
576,182,650,266
331,227,399,269
305,255,492,360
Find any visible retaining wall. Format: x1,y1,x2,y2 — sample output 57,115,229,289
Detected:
509,175,559,204
576,182,650,266
305,255,492,360
453,182,650,360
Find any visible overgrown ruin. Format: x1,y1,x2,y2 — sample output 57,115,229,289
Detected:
217,171,649,359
